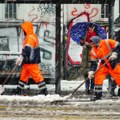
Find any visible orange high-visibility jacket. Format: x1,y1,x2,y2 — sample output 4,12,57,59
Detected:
90,39,120,86
21,22,41,64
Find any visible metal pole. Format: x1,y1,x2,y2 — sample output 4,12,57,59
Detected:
108,3,115,94
108,4,114,39
55,3,61,94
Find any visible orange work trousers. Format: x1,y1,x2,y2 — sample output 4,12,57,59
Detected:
94,63,120,86
20,64,44,83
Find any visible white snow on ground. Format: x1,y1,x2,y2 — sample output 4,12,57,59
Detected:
0,94,65,103
0,79,119,103
61,79,109,92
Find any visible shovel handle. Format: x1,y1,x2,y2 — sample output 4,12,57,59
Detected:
2,64,18,87
70,60,110,97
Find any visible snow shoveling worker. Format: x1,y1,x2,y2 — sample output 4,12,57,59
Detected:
88,36,120,101
13,21,48,95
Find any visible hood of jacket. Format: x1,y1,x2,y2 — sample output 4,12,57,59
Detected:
21,21,34,35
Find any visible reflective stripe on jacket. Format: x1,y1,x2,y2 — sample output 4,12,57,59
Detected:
90,39,119,61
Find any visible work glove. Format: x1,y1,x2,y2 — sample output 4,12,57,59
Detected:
15,55,23,66
88,71,95,79
109,52,118,60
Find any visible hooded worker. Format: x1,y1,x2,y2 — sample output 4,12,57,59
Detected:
88,36,120,101
14,21,48,95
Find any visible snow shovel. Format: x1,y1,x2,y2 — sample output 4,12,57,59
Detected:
0,64,18,94
59,60,110,102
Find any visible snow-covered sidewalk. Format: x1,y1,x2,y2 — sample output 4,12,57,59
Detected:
0,79,119,104
2,79,113,92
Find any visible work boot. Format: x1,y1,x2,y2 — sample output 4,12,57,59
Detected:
110,88,116,96
89,89,94,94
11,87,22,95
85,90,90,95
118,88,120,96
91,96,101,101
85,89,94,95
38,88,48,95
90,92,102,101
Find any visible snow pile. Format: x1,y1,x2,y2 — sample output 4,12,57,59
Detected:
0,94,65,103
0,94,120,105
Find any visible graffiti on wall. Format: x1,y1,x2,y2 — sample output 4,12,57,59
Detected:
0,23,55,79
0,4,56,80
38,4,55,17
67,4,101,22
17,4,56,23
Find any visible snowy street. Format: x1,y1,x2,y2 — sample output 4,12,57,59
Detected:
0,80,120,120
0,100,120,120
0,96,120,120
